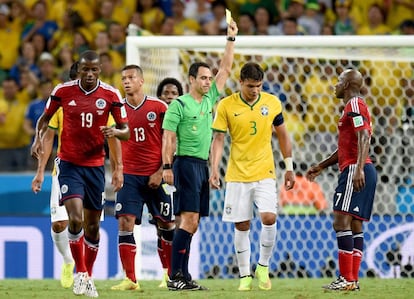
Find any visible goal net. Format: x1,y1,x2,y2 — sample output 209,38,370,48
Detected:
126,35,414,279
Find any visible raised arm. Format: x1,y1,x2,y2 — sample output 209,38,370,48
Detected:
214,20,238,92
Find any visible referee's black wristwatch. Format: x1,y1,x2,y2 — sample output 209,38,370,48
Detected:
227,36,235,42
163,164,173,170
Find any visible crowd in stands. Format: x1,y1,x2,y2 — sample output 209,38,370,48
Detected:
0,0,413,172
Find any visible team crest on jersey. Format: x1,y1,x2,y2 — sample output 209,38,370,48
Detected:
61,184,68,194
147,111,157,121
96,98,107,109
260,105,269,116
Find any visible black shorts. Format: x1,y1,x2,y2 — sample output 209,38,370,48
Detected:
173,156,210,217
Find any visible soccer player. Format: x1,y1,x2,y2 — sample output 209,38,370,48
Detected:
31,62,79,289
31,50,130,298
306,69,377,291
110,65,176,291
155,76,184,288
162,19,238,291
156,77,184,105
209,62,295,291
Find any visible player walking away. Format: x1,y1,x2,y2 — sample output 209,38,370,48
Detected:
306,69,377,291
31,50,130,298
154,76,184,288
156,77,184,105
209,62,295,291
162,19,238,291
31,62,79,289
110,65,176,292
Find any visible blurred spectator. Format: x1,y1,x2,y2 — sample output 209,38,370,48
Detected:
90,0,116,37
280,16,304,35
0,77,31,171
56,46,76,82
321,23,334,35
9,41,41,87
240,0,280,25
0,4,20,75
99,52,123,96
279,162,328,215
94,31,124,71
238,12,256,35
171,0,201,35
299,1,322,35
72,29,91,61
127,12,153,36
111,0,137,28
31,32,47,58
48,10,84,57
37,52,60,86
184,0,214,28
254,6,279,35
21,1,58,44
357,4,391,35
9,0,30,32
160,16,176,35
202,0,228,35
49,0,95,27
23,79,53,142
18,68,39,104
349,0,384,30
138,0,165,34
334,0,356,35
399,19,414,35
384,0,414,32
108,21,127,59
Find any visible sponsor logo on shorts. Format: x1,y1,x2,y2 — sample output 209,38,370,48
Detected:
115,203,122,212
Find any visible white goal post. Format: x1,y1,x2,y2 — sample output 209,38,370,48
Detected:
126,34,414,280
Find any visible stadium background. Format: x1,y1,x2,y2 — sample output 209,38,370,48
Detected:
0,34,413,281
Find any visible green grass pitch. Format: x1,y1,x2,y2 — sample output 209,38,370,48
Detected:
0,278,413,299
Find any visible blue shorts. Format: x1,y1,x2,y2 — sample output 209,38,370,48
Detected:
115,174,174,225
56,159,105,211
173,156,210,217
333,163,377,221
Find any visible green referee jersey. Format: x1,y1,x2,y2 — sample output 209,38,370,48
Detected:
162,82,220,160
212,91,283,182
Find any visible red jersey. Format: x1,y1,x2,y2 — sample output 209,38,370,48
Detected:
337,96,372,171
45,80,128,167
122,96,168,176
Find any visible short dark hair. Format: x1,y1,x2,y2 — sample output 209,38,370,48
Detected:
121,64,144,76
79,50,99,62
240,62,264,81
156,77,184,97
189,62,210,78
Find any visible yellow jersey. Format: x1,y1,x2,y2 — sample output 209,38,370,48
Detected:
212,92,283,182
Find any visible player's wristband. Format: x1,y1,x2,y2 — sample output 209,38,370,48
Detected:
284,157,294,171
227,36,235,42
163,164,173,170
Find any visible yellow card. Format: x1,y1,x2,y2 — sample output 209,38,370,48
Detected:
226,9,232,24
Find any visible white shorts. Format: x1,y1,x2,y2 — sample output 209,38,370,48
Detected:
222,178,278,223
50,174,68,222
